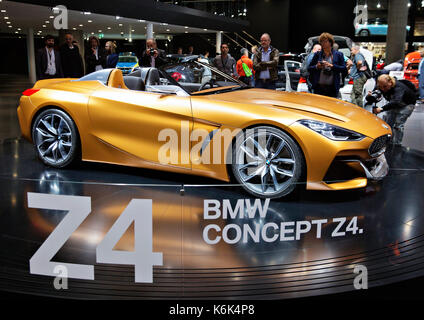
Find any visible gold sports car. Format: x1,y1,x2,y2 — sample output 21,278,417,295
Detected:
17,58,391,198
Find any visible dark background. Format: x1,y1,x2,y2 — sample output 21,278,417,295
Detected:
0,0,371,75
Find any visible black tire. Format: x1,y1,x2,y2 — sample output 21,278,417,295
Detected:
231,126,305,199
359,29,370,37
31,108,80,168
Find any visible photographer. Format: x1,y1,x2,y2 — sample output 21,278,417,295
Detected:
370,74,416,145
141,38,167,68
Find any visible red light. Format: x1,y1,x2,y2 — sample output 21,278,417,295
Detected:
299,77,307,83
22,89,40,96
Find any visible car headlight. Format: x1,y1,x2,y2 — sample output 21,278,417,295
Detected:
298,119,365,141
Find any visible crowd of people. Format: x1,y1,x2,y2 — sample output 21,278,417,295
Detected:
35,31,416,146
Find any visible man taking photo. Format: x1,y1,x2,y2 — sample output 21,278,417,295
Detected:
371,74,416,145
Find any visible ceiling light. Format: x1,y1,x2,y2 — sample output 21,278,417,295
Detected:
203,29,207,31
79,24,83,27
116,16,120,20
166,29,170,32
1,10,6,13
83,11,91,15
131,29,135,32
4,16,9,19
107,27,111,29
17,28,21,30
88,20,92,23
185,31,188,33
49,15,54,18
138,19,145,22
119,23,123,26
6,21,10,24
184,26,188,29
91,32,94,34
45,21,49,23
42,25,46,27
98,30,102,32
8,25,11,28
72,27,76,30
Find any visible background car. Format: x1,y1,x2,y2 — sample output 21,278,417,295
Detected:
355,18,410,36
403,51,422,88
116,52,139,75
276,53,303,91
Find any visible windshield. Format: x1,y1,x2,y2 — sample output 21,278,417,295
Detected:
119,56,138,63
161,60,248,95
76,69,112,84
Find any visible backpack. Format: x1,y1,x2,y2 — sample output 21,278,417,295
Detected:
399,79,419,101
359,59,373,79
300,53,312,78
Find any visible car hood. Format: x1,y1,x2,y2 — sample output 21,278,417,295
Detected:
210,89,391,137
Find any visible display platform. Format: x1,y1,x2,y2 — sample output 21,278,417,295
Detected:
0,137,424,299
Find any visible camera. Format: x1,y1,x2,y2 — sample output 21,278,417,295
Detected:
366,89,383,104
149,48,155,55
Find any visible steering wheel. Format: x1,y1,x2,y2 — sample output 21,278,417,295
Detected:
198,80,214,91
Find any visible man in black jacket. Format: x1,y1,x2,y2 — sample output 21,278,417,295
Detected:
85,36,107,74
35,35,64,80
141,38,167,68
372,74,416,145
60,32,84,78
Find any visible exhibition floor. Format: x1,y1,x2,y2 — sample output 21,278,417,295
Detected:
1,75,424,299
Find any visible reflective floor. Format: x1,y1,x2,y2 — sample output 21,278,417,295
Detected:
1,74,424,299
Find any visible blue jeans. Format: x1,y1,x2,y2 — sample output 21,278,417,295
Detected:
255,79,276,90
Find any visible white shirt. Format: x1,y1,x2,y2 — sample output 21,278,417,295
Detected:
93,48,103,71
45,47,56,75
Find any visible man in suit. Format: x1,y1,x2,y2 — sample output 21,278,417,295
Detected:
140,38,167,68
35,35,64,80
60,32,84,78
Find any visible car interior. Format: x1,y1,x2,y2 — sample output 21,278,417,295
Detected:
106,65,242,96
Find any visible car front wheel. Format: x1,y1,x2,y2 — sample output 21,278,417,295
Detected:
232,126,305,199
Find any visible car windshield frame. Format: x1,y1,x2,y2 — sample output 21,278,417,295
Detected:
75,69,113,85
159,60,249,96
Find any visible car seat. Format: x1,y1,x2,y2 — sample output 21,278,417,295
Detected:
123,76,146,91
145,68,161,86
108,69,128,89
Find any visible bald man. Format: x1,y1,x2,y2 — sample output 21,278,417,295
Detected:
252,33,279,90
141,38,167,68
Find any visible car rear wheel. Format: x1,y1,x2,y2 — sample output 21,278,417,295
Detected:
32,108,80,168
232,126,305,199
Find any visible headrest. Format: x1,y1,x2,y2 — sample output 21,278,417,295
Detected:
146,68,160,86
108,69,128,89
123,76,145,91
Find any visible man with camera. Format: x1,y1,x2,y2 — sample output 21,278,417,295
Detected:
368,74,416,145
141,38,167,68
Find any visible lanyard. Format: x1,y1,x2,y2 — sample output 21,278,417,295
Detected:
47,49,53,66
